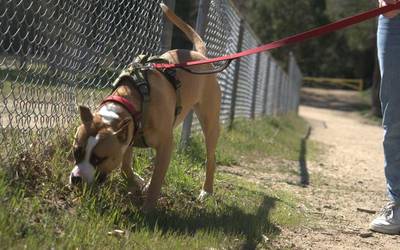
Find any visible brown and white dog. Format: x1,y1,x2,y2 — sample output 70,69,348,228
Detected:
69,3,221,210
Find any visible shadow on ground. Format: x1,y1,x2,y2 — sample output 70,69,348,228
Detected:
301,88,369,112
299,126,311,186
142,196,280,249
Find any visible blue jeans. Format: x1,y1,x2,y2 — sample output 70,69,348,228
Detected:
378,14,400,202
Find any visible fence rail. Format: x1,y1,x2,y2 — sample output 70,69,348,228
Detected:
0,0,302,158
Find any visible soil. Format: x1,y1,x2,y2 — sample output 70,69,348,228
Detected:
222,87,400,249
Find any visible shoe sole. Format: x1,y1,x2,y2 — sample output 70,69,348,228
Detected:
370,224,400,235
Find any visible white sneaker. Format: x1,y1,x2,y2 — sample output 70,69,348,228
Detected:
370,201,400,234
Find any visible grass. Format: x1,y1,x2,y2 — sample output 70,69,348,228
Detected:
217,114,317,163
0,114,314,249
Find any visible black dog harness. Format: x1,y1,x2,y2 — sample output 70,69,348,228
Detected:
102,55,182,148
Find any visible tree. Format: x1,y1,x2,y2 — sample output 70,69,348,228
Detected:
234,0,382,116
325,0,381,116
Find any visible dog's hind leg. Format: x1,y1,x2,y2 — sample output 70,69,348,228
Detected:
194,81,221,200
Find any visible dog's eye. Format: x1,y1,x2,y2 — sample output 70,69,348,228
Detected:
90,154,107,166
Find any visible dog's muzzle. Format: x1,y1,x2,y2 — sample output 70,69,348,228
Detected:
70,164,95,185
70,166,107,186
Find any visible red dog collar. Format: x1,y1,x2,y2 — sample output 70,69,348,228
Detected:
101,96,140,118
100,95,141,145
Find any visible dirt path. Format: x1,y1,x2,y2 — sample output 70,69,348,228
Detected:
268,87,400,249
220,87,400,249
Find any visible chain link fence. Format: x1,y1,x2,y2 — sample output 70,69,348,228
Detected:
0,0,164,157
182,0,302,141
0,0,302,159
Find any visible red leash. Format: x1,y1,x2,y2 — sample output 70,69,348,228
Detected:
153,3,400,70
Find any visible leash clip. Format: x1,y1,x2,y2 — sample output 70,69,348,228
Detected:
142,63,155,70
127,62,155,71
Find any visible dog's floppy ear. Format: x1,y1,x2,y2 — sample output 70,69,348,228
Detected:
113,118,132,144
79,106,93,124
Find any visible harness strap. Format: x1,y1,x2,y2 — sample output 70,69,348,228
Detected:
108,55,183,148
131,69,150,148
111,59,151,148
100,95,141,146
162,68,182,119
146,56,183,119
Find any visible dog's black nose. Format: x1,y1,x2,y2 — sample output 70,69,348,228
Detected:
70,175,82,185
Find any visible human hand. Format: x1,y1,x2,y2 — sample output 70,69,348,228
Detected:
379,0,400,18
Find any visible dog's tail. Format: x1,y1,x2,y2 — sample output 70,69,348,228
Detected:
160,3,207,56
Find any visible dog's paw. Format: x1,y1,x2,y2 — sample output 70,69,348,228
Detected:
127,188,144,206
133,173,145,187
197,189,212,202
127,184,142,196
141,198,158,213
140,204,151,213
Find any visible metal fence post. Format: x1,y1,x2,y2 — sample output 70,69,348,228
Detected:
290,77,294,112
276,72,280,115
180,0,211,148
277,70,283,115
250,53,261,119
160,0,176,53
282,73,288,113
288,52,294,112
280,71,284,115
283,77,286,114
296,69,303,113
280,74,284,114
283,73,287,114
280,76,283,114
285,75,290,113
228,19,245,130
271,66,279,115
267,60,275,115
272,67,279,116
262,56,271,116
290,54,302,114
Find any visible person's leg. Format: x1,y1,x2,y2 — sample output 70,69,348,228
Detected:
379,14,400,203
370,14,400,234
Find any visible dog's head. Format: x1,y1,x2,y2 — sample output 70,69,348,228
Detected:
69,105,133,185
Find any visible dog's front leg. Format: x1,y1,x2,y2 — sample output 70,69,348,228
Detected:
142,138,173,210
121,149,145,194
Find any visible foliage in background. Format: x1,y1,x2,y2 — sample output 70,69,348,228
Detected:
233,0,377,86
325,0,376,51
